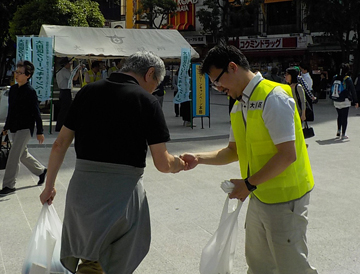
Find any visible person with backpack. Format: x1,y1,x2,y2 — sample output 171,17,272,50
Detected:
330,63,358,139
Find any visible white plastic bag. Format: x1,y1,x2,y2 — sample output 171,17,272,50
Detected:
22,204,70,274
200,197,242,274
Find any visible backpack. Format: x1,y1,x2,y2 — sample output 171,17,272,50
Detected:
330,76,349,102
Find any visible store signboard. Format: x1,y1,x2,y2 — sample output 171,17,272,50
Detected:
184,35,206,45
240,38,283,50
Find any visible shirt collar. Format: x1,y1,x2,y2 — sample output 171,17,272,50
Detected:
241,72,263,103
108,72,139,85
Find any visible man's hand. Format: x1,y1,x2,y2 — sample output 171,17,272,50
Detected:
37,134,45,144
40,187,56,205
229,179,251,201
180,153,199,170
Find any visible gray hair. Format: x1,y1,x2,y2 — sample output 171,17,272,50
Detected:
120,51,165,83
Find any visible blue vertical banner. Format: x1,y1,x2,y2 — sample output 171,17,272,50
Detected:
174,48,191,104
192,63,209,117
32,37,53,102
16,37,32,63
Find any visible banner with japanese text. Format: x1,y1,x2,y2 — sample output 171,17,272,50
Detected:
174,48,191,104
16,37,32,63
32,37,53,101
192,63,209,117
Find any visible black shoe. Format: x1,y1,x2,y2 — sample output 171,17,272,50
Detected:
38,168,47,185
0,187,16,196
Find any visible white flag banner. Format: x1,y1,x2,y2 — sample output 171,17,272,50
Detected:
16,37,32,63
32,37,53,102
174,48,191,104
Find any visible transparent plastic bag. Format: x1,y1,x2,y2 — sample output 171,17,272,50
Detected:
22,204,70,274
200,197,242,274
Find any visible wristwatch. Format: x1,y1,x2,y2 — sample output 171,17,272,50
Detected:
244,177,257,192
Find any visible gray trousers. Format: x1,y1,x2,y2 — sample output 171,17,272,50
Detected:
2,129,45,189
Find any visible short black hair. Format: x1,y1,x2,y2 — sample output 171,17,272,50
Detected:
200,45,250,75
91,61,100,69
17,60,35,79
299,62,310,72
286,67,299,84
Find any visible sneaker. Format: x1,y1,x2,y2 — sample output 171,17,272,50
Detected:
341,135,349,140
336,130,341,137
0,187,16,196
38,168,47,185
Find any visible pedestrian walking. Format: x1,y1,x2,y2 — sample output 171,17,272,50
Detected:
180,45,318,274
0,60,47,196
40,51,186,274
330,63,358,139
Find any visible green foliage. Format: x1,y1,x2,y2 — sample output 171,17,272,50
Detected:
302,0,359,63
196,0,220,35
9,0,105,39
136,0,177,29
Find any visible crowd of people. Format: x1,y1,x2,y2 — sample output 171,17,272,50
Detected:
0,46,359,273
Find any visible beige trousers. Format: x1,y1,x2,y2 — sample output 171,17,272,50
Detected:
245,193,318,274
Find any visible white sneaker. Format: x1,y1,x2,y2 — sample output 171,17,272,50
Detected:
341,135,349,139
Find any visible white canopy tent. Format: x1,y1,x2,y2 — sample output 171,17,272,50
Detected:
39,24,200,60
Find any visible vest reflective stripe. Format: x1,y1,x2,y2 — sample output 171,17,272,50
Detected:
82,70,101,86
230,79,314,204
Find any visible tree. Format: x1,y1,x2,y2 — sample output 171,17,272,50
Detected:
135,0,177,29
302,0,360,74
0,0,28,85
196,0,262,46
196,0,221,44
9,0,105,39
0,0,105,84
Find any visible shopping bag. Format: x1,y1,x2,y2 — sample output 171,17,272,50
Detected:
200,197,242,274
0,133,11,170
303,121,315,139
22,204,70,274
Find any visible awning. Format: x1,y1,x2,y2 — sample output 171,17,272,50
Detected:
39,24,200,60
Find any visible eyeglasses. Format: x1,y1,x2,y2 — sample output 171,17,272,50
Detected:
14,71,25,75
211,67,227,90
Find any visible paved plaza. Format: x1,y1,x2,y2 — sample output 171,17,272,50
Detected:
1,89,360,274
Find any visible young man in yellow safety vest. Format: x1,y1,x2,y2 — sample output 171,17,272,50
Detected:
180,45,318,274
83,61,101,86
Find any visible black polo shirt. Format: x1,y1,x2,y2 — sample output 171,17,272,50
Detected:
64,73,170,168
4,82,43,136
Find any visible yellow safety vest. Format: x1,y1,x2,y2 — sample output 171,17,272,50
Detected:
230,79,314,204
82,69,101,86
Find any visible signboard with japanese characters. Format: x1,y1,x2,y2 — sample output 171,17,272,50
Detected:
240,38,283,50
192,63,209,117
16,37,32,63
32,37,53,102
174,48,191,104
185,35,206,45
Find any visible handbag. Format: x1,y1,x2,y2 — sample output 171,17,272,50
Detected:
0,134,11,170
303,121,315,139
200,197,242,274
295,84,314,122
22,204,70,274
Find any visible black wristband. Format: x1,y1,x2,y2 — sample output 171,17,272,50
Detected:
244,177,257,192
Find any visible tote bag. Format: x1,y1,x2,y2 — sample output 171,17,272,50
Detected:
0,134,11,170
200,197,242,274
22,204,70,274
